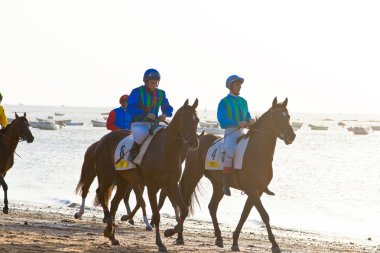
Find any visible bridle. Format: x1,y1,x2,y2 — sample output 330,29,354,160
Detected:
251,107,287,140
173,108,198,145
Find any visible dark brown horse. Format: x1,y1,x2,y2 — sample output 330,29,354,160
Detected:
74,139,153,230
0,112,34,214
94,99,199,252
178,97,296,253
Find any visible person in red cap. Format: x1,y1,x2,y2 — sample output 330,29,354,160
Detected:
106,94,131,131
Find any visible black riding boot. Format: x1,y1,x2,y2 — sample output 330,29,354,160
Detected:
128,142,141,161
223,173,231,196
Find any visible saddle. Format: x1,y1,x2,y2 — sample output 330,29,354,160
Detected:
204,137,250,171
114,126,164,171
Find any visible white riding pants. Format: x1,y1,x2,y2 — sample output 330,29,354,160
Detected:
223,127,244,168
131,122,151,145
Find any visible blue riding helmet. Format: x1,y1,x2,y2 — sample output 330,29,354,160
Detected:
143,69,161,83
226,75,244,89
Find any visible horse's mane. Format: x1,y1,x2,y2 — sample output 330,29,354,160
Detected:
1,116,27,135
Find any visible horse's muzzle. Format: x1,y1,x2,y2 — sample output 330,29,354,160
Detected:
26,136,34,143
284,132,296,145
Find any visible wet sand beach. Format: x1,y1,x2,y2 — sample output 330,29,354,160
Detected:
0,203,378,253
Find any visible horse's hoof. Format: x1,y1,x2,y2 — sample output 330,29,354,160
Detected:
158,245,168,252
164,228,175,237
145,225,153,231
272,246,281,253
3,207,9,214
231,244,240,252
215,238,224,248
175,238,184,245
150,222,155,228
74,212,82,219
128,219,135,225
111,239,120,246
121,214,132,222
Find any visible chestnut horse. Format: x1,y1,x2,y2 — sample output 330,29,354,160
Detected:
178,97,296,252
0,112,34,214
94,99,200,252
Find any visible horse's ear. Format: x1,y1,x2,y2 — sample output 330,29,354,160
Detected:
15,112,19,119
183,99,189,107
282,97,288,107
24,112,26,117
272,97,278,107
192,98,199,109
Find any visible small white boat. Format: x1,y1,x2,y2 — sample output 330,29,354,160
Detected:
101,112,109,116
291,122,303,130
199,120,220,128
47,115,54,119
91,120,106,127
370,126,380,131
338,122,345,127
197,127,224,135
36,120,59,130
66,122,84,126
54,119,72,126
29,121,38,128
353,127,369,135
54,112,65,116
309,124,328,130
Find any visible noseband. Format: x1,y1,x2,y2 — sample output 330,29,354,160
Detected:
252,108,286,139
174,109,197,145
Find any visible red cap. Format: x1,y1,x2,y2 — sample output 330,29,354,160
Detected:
119,94,129,104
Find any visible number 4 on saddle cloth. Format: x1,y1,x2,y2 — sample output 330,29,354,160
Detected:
114,126,164,171
205,137,250,171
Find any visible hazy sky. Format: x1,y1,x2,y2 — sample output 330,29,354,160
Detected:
1,1,379,114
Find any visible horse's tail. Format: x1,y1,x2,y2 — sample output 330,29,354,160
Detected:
75,141,98,197
180,134,218,215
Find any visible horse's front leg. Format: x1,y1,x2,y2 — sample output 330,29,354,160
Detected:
208,183,225,248
164,182,189,245
231,196,255,251
147,186,167,252
237,190,280,253
0,176,9,214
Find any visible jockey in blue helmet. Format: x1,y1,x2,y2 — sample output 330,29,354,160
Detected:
217,75,275,196
127,68,173,161
217,75,254,196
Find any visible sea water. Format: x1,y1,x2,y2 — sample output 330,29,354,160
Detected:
3,104,380,243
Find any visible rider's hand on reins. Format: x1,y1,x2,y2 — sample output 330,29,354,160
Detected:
158,114,167,122
238,121,248,128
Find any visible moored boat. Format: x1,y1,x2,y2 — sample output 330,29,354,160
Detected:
91,120,106,127
309,124,328,130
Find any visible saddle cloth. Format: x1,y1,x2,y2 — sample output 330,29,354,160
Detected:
204,137,250,171
114,126,164,171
